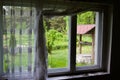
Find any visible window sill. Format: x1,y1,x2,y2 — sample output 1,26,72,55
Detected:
1,72,110,80
47,72,110,80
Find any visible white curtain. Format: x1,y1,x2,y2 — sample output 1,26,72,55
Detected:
34,1,47,79
0,1,48,80
34,8,47,80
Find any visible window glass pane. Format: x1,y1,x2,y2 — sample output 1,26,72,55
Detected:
44,16,69,69
76,11,97,67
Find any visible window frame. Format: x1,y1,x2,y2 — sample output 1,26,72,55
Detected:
47,4,113,77
76,11,103,71
0,1,113,78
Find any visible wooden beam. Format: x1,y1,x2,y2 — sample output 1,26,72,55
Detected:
92,32,95,63
2,0,110,6
43,8,86,16
2,0,110,10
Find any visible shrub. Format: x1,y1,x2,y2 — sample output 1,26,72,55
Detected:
46,29,63,54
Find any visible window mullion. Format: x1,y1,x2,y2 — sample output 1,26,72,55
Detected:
95,12,103,67
69,15,77,73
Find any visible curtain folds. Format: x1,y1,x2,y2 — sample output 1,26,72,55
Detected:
1,1,48,79
34,8,47,80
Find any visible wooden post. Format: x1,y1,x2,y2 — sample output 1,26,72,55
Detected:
91,32,95,63
79,34,82,54
34,9,47,80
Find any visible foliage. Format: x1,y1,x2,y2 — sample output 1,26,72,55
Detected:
3,55,8,73
44,16,69,54
44,16,67,33
9,34,16,48
46,29,63,54
77,11,96,24
3,7,95,70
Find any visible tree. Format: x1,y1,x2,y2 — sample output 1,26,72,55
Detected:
44,16,67,54
45,16,67,33
77,11,96,24
46,29,63,54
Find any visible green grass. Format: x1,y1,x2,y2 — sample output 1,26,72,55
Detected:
3,33,34,46
76,62,88,66
48,45,93,68
3,33,93,72
4,47,92,72
4,49,69,70
76,46,92,54
48,49,68,68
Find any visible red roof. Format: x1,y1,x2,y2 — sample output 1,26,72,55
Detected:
77,24,95,34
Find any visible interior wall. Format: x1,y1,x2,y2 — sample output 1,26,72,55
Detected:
1,0,119,80
110,0,120,80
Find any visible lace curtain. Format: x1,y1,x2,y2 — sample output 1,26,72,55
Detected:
34,8,47,80
0,1,47,80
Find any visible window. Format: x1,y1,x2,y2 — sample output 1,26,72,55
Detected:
44,16,69,69
76,11,97,67
0,1,112,79
46,7,112,76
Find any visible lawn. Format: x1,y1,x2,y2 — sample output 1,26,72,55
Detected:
4,46,92,72
48,49,68,68
3,33,93,72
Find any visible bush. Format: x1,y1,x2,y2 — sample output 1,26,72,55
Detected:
46,29,63,54
53,41,68,50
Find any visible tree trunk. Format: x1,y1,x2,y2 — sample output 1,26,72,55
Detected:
34,8,47,80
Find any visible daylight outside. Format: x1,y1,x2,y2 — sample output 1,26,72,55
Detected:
3,6,97,74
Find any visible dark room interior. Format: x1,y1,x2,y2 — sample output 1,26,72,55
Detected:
0,0,119,80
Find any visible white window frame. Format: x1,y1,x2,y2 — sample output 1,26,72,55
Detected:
75,11,103,71
47,4,112,76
